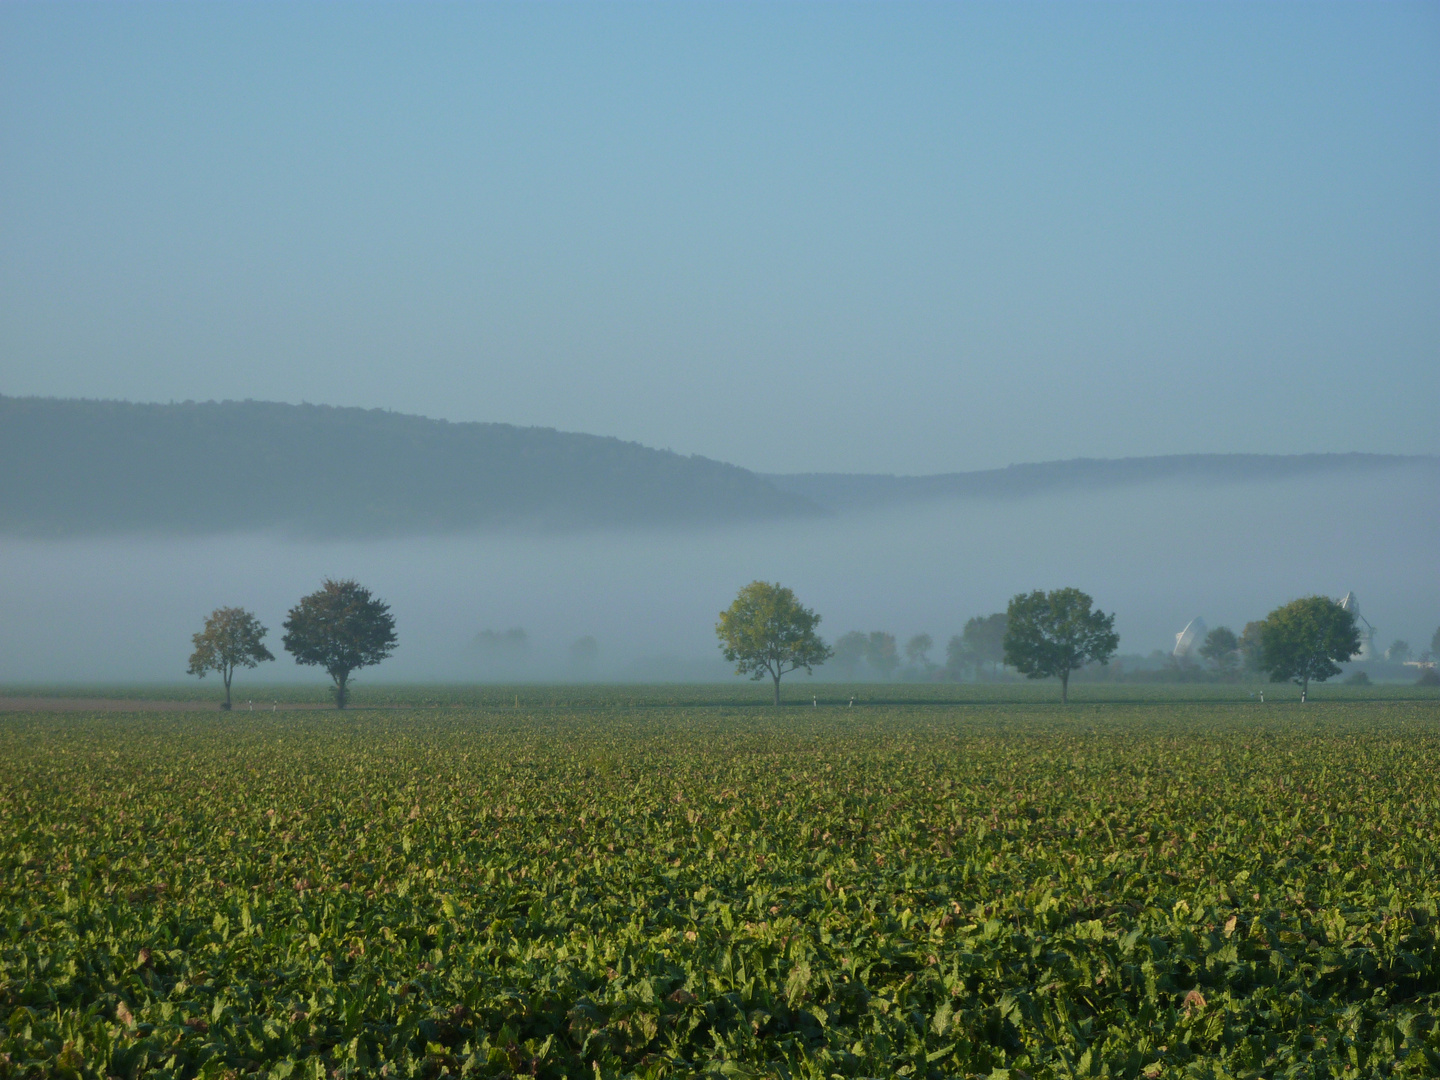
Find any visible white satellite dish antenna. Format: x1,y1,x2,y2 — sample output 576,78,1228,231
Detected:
1173,617,1206,659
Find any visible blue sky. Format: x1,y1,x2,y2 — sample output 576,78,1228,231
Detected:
2,1,1436,473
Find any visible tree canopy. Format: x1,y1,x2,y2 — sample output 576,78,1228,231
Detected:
1238,621,1266,673
1002,588,1118,703
827,630,909,681
1199,626,1240,672
282,579,397,709
716,581,831,705
187,607,274,710
866,632,900,679
904,633,934,671
1256,596,1360,701
950,613,1009,679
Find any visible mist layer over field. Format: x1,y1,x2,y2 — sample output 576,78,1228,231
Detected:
1,468,1434,685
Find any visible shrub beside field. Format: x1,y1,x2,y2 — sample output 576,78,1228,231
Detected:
1,704,1437,1078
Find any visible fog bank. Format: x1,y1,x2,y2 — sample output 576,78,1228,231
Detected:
1,469,1434,685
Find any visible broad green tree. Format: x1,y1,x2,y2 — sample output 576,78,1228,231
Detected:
716,581,831,705
1257,596,1361,702
282,579,397,709
187,607,274,710
1002,588,1118,704
1199,626,1240,673
1386,640,1411,664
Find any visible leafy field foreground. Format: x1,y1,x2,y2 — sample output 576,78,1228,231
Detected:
1,703,1437,1079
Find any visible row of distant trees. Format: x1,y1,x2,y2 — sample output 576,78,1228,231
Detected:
191,577,1430,709
1194,623,1440,672
188,579,396,709
1194,621,1318,676
828,614,1010,682
718,583,1118,704
477,620,1440,683
835,612,1440,688
1376,635,1440,665
717,583,1403,704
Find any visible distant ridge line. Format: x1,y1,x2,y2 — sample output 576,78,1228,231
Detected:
0,394,815,537
2,394,1432,536
764,453,1438,513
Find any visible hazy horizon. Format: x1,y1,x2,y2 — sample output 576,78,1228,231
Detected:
1,467,1433,686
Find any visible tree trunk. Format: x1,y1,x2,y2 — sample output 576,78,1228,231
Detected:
223,665,233,710
773,672,781,707
335,671,349,710
1061,669,1070,705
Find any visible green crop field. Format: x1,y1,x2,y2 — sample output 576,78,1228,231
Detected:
1,697,1437,1078
2,680,1435,709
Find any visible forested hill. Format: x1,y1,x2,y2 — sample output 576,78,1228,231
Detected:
4,395,1432,538
0,396,815,537
765,452,1438,513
